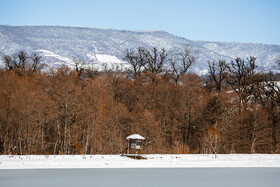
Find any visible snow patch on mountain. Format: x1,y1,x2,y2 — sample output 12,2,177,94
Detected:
89,54,129,70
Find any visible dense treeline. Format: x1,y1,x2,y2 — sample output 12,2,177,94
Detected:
0,48,280,155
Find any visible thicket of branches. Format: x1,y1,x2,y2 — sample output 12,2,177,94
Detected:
0,48,279,155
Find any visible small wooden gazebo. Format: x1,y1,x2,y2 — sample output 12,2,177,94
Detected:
126,134,145,154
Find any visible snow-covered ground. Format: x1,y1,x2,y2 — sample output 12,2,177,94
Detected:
1,154,280,169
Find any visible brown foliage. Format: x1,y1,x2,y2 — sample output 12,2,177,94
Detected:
0,53,279,155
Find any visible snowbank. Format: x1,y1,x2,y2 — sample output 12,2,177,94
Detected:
1,154,280,169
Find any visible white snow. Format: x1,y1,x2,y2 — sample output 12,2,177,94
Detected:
126,134,145,140
36,49,74,68
1,154,280,169
94,54,130,71
36,49,72,63
96,54,125,64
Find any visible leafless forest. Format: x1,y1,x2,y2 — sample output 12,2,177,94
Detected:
0,48,279,155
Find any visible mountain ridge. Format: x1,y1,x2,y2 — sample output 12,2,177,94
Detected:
0,25,279,74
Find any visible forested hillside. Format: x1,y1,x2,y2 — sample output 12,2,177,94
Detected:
0,48,279,155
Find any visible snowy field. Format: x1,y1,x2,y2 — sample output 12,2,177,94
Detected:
1,154,280,169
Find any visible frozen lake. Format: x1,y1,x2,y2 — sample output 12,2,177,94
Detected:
0,168,279,187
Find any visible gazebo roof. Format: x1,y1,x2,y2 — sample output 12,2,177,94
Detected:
126,134,145,140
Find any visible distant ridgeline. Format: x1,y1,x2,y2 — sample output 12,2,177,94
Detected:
0,25,280,75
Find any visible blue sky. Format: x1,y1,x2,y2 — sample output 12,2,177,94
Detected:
0,0,279,45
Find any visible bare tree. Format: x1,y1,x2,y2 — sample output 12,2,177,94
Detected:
3,55,15,71
30,53,43,72
202,125,223,158
168,47,195,84
17,51,28,71
208,60,227,92
144,47,168,74
226,56,257,103
73,56,89,79
123,47,146,78
262,79,280,104
3,51,36,74
123,47,168,82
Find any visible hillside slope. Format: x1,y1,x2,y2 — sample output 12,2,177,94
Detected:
0,25,279,74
